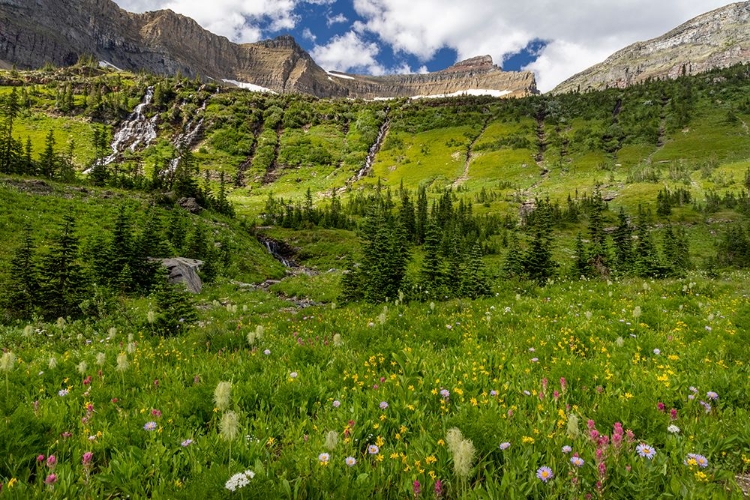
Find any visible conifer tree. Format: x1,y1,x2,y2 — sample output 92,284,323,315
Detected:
23,137,34,175
523,228,557,285
612,207,633,271
38,214,88,319
586,187,608,272
419,222,445,296
4,225,39,318
415,185,428,244
0,87,19,173
573,233,591,278
503,232,525,278
460,242,492,299
39,130,58,179
150,270,198,336
632,208,666,277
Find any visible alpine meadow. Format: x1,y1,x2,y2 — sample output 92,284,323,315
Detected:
2,9,750,499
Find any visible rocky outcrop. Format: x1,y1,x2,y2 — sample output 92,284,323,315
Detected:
0,0,536,98
553,2,750,94
159,257,203,293
329,56,537,99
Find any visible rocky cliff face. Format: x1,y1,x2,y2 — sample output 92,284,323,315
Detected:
330,55,537,99
0,0,536,98
553,2,750,94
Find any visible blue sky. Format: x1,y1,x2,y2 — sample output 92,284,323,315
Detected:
113,0,736,92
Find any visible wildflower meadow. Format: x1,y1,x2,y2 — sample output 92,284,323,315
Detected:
0,275,749,498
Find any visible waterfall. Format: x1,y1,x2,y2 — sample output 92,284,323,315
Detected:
353,112,390,182
258,237,296,268
166,101,207,173
103,87,157,165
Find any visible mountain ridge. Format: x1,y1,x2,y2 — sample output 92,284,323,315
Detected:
0,0,537,98
553,1,750,94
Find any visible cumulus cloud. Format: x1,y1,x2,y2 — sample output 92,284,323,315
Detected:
327,13,349,27
310,31,385,75
113,0,322,43
350,0,736,91
113,0,737,90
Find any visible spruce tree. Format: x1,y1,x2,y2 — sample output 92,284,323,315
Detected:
632,209,666,278
503,232,525,278
4,225,39,319
150,271,198,336
39,130,58,179
573,233,591,279
522,228,557,285
612,207,633,272
460,242,492,299
38,214,88,319
419,222,445,297
1,87,19,174
415,185,428,244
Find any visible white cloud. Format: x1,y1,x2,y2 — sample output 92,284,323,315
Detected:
113,0,302,43
112,0,738,90
302,28,317,42
310,31,386,75
327,13,349,27
350,0,738,91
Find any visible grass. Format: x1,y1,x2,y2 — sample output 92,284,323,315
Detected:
1,275,749,498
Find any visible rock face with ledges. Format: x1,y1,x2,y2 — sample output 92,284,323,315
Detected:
0,0,537,98
553,1,750,94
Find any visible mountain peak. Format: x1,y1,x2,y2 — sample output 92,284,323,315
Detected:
553,1,750,94
0,0,536,98
442,55,496,73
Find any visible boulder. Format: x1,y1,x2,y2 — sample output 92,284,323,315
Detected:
159,257,203,293
178,197,203,214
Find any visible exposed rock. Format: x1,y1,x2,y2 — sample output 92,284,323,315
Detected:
553,2,750,94
0,0,537,99
178,197,202,214
159,257,203,293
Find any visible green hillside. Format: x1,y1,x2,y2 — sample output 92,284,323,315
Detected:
1,62,750,498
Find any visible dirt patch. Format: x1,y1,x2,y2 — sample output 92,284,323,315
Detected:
4,179,53,194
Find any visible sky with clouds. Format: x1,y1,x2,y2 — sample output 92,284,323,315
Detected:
112,0,736,92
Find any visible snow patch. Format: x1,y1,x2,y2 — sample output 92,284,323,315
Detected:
221,79,277,94
98,61,122,71
371,89,512,101
412,89,512,99
327,71,356,81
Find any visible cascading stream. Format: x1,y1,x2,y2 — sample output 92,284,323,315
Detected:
103,86,157,165
352,110,390,182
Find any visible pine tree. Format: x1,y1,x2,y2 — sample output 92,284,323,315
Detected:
632,209,666,278
573,233,591,278
399,189,416,242
522,228,557,285
460,242,492,299
4,225,39,318
22,137,34,175
612,207,633,272
415,185,428,244
166,208,189,253
215,171,234,217
340,257,364,302
108,206,134,288
150,271,198,336
1,87,19,174
419,222,445,296
39,130,58,179
38,215,88,319
503,232,525,278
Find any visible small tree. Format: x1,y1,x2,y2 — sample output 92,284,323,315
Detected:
38,215,88,319
4,225,39,319
150,273,198,336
